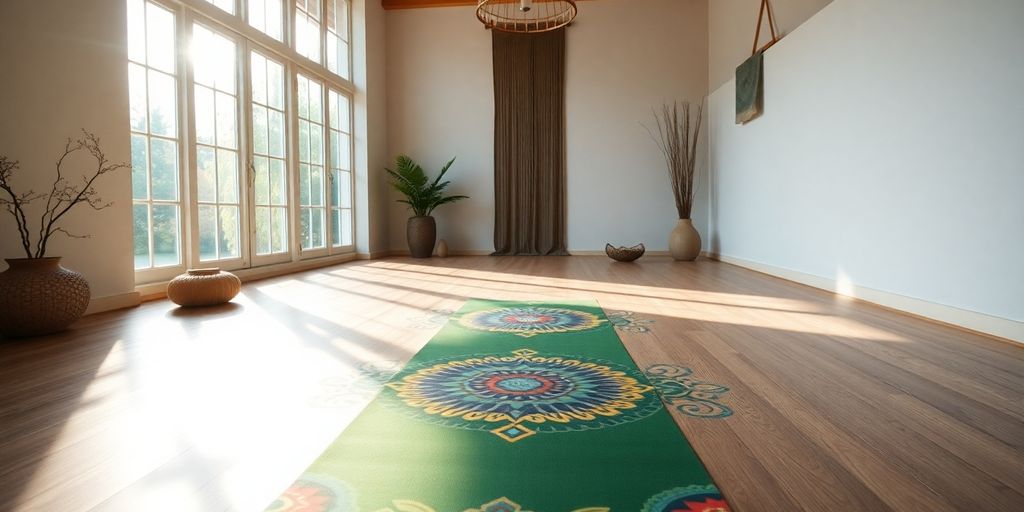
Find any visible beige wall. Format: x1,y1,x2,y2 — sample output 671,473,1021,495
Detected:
386,0,709,253
353,0,390,255
709,0,831,90
0,0,136,303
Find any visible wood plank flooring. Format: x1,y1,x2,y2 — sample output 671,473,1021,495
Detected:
0,256,1021,511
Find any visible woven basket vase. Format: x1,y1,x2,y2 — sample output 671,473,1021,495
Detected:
0,257,91,338
167,268,241,307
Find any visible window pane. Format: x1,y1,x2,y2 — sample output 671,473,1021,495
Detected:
251,53,267,105
253,104,268,155
267,60,284,109
197,146,216,202
218,205,240,258
327,0,348,40
204,0,234,14
339,170,352,208
127,0,146,63
295,5,321,63
269,110,285,157
298,120,310,162
217,149,239,203
193,25,236,93
297,77,309,118
131,135,149,200
194,86,216,145
270,159,286,206
341,209,352,246
249,0,283,41
133,204,151,269
309,124,323,165
198,204,218,261
254,156,269,205
330,169,340,206
255,206,271,255
331,209,341,248
129,64,148,132
337,132,351,170
311,208,324,248
310,166,323,207
145,3,176,73
299,163,310,205
299,208,311,249
150,138,178,201
215,91,237,149
147,70,177,137
152,204,180,267
271,207,287,253
309,81,323,122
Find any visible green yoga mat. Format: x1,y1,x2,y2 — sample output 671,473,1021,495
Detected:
267,300,730,512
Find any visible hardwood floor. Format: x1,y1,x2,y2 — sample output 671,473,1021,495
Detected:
1,256,1021,511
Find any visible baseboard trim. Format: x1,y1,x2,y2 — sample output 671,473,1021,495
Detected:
378,249,674,258
571,250,671,257
86,291,142,316
704,252,1023,345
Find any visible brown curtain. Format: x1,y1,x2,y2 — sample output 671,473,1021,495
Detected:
491,28,568,256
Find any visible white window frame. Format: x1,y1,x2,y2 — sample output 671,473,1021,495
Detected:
131,0,356,284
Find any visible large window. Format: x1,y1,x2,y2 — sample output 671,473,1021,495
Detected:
129,0,183,271
128,0,355,281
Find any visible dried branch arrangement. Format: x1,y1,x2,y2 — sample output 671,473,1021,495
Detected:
0,131,128,258
646,101,704,219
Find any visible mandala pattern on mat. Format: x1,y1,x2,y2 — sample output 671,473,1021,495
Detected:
407,309,455,329
265,474,356,512
310,360,405,408
458,306,604,338
384,349,661,442
644,364,733,419
607,311,654,334
373,497,608,512
642,484,731,512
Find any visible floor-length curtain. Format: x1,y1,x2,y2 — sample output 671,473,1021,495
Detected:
492,28,568,256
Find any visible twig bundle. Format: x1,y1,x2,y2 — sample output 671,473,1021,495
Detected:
0,131,127,258
647,101,703,219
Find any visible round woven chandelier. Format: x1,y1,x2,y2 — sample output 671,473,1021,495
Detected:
477,0,578,34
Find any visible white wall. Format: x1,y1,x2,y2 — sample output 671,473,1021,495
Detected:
386,0,709,253
709,0,832,90
708,0,1024,339
0,0,136,304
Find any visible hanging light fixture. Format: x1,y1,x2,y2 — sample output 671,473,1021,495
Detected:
477,0,578,34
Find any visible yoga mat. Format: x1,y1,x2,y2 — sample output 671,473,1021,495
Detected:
267,300,731,512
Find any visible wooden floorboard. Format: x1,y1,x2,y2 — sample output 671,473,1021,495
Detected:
0,256,1021,511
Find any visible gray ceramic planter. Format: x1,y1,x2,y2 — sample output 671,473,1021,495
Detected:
407,216,437,258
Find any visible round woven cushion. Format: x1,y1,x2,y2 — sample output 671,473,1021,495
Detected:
167,269,241,307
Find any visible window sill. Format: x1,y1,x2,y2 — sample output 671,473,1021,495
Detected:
135,251,368,302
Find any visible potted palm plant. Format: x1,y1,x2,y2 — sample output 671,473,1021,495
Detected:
385,155,468,258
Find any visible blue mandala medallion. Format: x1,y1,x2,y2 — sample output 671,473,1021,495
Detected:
458,306,604,337
383,349,662,442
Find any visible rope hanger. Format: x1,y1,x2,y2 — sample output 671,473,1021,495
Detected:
752,0,780,55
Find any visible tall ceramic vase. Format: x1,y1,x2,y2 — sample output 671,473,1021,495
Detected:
0,257,91,338
669,219,702,261
407,216,436,258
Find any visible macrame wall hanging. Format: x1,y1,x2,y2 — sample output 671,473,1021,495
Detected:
736,0,780,124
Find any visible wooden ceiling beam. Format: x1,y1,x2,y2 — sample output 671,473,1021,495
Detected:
382,0,591,11
383,0,477,10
